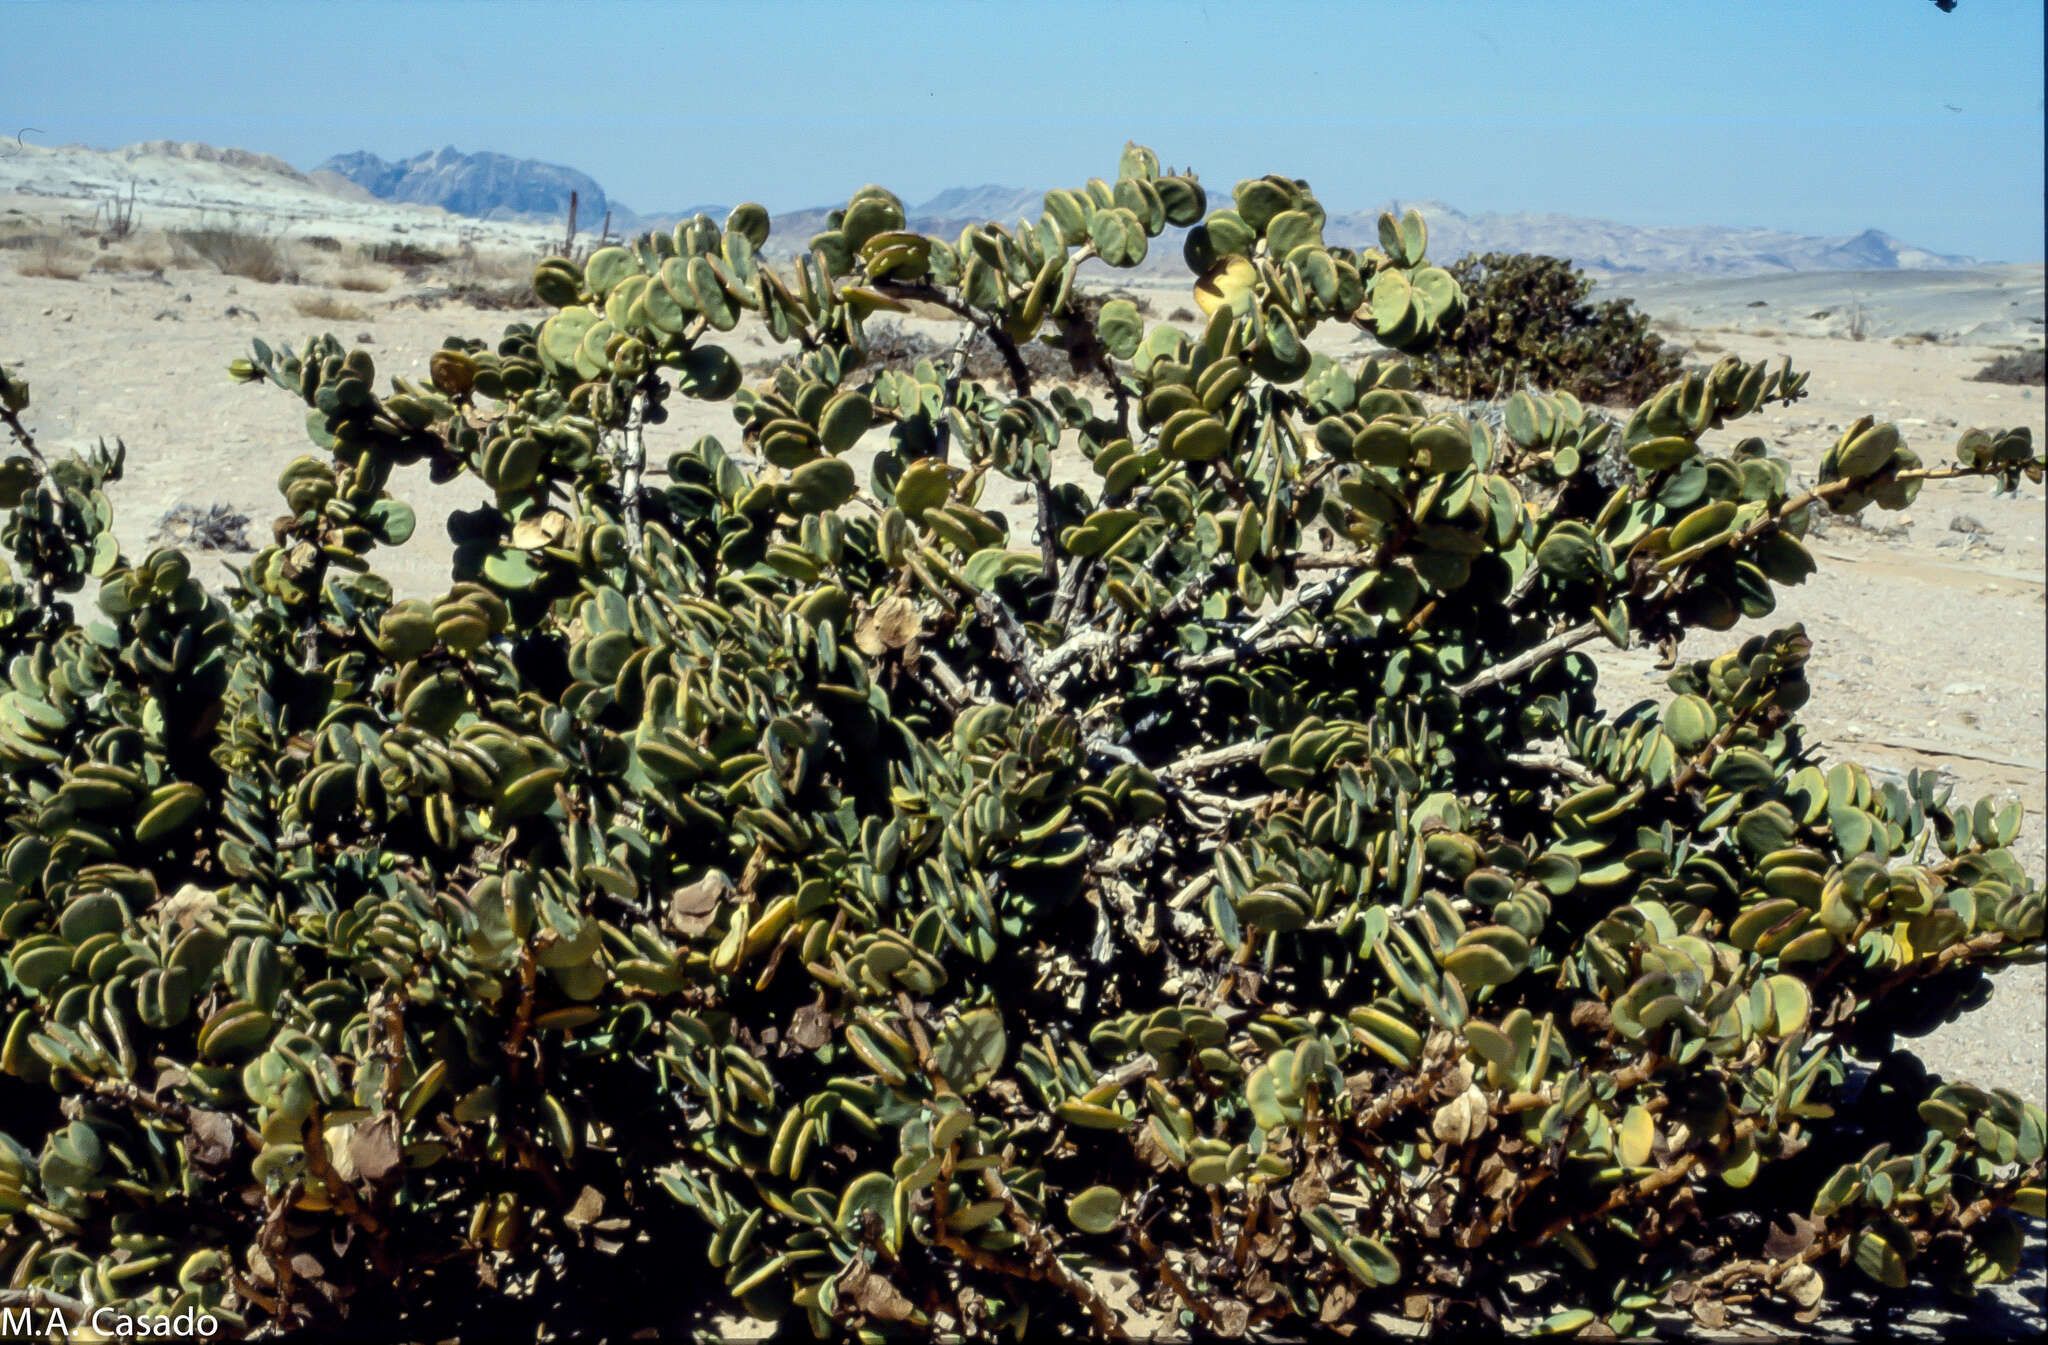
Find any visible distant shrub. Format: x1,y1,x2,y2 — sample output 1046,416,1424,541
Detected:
88,231,174,275
446,280,542,310
1414,251,1682,405
171,227,293,284
1973,348,2045,386
292,293,370,322
399,281,544,312
363,240,451,268
13,236,85,281
333,268,394,294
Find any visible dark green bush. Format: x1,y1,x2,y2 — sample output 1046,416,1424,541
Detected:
1972,348,2044,386
0,147,2041,1342
1414,252,1683,406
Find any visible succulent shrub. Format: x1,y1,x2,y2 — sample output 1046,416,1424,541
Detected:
1414,251,1683,406
1972,347,2044,386
0,147,2043,1342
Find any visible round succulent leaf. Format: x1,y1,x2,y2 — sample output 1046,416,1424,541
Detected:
725,202,771,250
1370,269,1415,335
1443,943,1519,990
1235,887,1308,933
363,499,416,547
1535,523,1609,585
1837,423,1900,479
1668,499,1738,552
932,1007,1006,1094
1265,209,1322,258
817,390,872,455
841,196,905,251
582,247,638,300
1055,1099,1134,1131
1097,299,1145,360
1193,255,1257,318
1629,435,1699,472
1065,1185,1124,1235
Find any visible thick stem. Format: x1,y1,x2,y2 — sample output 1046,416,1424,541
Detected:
0,1288,89,1318
1505,748,1601,786
622,397,648,558
1158,737,1270,784
1449,621,1601,699
932,330,974,463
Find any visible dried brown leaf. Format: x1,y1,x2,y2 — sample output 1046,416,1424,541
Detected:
1475,1154,1518,1202
855,595,922,656
182,1108,237,1179
1318,1278,1358,1326
1436,1060,1475,1100
836,1258,917,1322
1779,1261,1824,1309
347,1111,402,1187
510,510,573,551
664,870,733,938
157,883,222,933
1431,1083,1492,1146
1288,1164,1329,1212
1763,1213,1818,1261
786,1002,834,1052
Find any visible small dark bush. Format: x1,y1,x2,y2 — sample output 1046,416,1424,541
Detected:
445,280,542,310
397,282,544,312
169,227,293,284
1413,251,1682,406
363,240,452,268
1973,348,2045,385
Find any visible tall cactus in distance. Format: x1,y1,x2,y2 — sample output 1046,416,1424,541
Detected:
0,144,2042,1341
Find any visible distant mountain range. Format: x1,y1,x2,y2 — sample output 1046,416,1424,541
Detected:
320,147,1987,277
316,147,615,226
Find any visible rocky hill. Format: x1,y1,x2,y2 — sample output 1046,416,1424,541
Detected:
324,146,1980,276
3,139,1999,277
315,147,611,226
0,140,558,250
1357,199,1984,277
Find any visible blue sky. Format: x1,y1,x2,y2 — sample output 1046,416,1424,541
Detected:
9,0,2044,260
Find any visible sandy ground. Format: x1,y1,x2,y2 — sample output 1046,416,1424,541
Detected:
3,248,2044,1329
1598,263,2046,347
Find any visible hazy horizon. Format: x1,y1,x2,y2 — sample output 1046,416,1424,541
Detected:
10,0,2045,262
